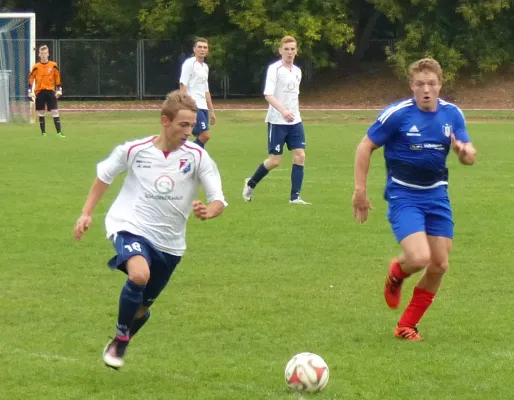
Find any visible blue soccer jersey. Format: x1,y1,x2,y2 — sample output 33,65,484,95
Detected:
367,98,470,200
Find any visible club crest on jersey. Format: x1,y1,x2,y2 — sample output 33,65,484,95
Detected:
179,159,192,174
442,123,452,137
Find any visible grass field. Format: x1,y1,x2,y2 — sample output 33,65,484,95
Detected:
1,109,514,400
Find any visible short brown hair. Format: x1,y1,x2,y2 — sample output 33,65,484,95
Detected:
39,45,49,52
409,58,443,83
280,35,297,47
161,90,197,122
194,37,208,47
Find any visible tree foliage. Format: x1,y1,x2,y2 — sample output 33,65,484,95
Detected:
372,0,514,82
4,0,514,82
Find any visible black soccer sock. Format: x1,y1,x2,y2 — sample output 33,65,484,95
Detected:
290,164,304,200
248,163,270,188
194,137,205,148
53,116,62,133
129,310,151,338
39,116,45,133
116,279,145,339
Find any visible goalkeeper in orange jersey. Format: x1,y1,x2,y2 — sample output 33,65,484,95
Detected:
28,45,64,137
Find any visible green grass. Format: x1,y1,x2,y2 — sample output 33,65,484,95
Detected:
1,110,513,399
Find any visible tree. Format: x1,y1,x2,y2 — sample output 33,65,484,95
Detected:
371,0,514,82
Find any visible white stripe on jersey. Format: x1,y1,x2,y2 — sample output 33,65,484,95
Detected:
439,99,466,120
391,177,448,189
378,99,414,124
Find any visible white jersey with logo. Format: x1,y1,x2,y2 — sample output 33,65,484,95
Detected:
263,60,302,125
179,57,209,110
97,137,226,256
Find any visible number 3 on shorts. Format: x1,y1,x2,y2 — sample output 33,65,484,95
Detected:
201,122,206,130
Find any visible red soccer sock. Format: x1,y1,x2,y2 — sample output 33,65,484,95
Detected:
398,286,435,327
390,259,411,280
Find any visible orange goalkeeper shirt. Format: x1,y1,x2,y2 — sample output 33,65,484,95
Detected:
28,61,62,94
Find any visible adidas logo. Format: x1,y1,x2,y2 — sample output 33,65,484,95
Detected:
406,125,421,136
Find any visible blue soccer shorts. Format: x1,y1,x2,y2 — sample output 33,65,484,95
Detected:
193,109,209,136
387,197,454,243
267,122,305,155
107,231,181,306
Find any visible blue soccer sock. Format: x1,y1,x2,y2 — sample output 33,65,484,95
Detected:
248,163,270,188
194,138,205,148
290,164,304,200
116,279,145,339
129,310,151,339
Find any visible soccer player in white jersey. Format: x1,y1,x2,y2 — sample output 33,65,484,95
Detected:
353,58,477,341
73,90,226,369
179,37,216,149
242,35,309,204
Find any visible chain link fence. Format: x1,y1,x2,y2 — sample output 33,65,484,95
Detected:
32,39,392,99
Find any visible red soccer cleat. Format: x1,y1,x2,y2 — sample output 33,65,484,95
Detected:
395,325,423,341
384,259,404,309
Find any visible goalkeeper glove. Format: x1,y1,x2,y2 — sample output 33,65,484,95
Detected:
56,86,63,98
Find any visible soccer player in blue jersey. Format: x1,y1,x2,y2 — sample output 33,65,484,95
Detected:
352,58,477,341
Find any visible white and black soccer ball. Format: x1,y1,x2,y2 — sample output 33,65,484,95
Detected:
284,352,329,393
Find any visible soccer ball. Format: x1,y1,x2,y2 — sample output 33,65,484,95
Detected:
284,352,329,393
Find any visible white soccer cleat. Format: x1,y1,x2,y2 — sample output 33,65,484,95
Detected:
242,178,254,202
103,339,126,369
289,197,311,205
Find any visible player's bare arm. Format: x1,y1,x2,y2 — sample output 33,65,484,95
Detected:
205,91,216,125
451,133,477,165
352,136,377,223
74,178,110,240
179,83,188,94
193,199,225,221
264,94,294,122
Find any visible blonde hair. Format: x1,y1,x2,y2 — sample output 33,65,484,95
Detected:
161,90,197,121
280,35,297,47
409,58,443,83
39,45,49,52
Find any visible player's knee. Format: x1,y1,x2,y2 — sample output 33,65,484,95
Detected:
126,256,150,285
198,131,210,143
406,252,431,270
51,110,59,118
293,150,305,165
427,259,449,276
129,270,150,285
135,305,149,319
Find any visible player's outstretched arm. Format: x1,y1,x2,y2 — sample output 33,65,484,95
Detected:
352,136,377,223
74,178,110,240
193,199,225,221
451,133,477,165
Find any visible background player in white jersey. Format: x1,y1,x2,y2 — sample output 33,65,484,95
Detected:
73,91,226,369
242,35,309,204
179,37,216,148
